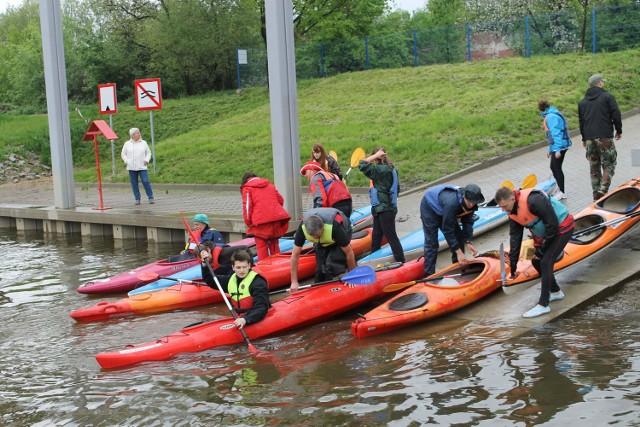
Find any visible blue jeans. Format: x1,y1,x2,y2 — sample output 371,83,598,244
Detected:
128,170,154,201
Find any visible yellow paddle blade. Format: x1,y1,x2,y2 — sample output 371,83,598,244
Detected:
520,173,537,189
350,147,366,167
383,280,417,293
329,150,338,161
501,180,515,190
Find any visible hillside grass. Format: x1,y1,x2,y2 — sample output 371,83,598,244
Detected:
1,49,640,188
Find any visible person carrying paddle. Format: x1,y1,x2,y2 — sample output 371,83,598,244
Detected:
539,99,572,200
288,207,356,293
311,143,342,180
420,183,485,277
240,172,291,261
301,160,353,218
198,247,270,328
358,147,405,264
495,186,575,318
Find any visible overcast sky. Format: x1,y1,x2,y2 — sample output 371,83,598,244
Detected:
1,0,427,15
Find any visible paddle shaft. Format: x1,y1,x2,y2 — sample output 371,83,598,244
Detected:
572,209,640,238
202,258,258,353
157,275,205,285
383,268,484,292
270,265,377,296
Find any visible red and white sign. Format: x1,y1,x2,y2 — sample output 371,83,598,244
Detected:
134,78,162,111
98,83,117,115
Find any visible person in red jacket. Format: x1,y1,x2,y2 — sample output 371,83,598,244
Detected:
241,172,291,261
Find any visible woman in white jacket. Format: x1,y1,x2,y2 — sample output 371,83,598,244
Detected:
121,128,154,205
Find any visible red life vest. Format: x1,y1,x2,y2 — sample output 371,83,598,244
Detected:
311,170,351,207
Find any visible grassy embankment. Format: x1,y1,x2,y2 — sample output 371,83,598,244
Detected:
1,49,639,189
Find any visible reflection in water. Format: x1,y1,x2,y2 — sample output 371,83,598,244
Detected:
0,228,639,426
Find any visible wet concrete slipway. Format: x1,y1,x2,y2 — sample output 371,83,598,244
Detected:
0,112,639,425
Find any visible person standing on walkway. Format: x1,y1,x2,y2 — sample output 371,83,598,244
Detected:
301,160,353,218
420,183,484,276
539,99,571,200
240,172,291,261
121,128,154,205
495,186,575,318
578,74,623,201
311,143,342,180
358,147,405,263
288,207,355,293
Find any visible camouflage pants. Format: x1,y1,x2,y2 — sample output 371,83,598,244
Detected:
585,138,617,198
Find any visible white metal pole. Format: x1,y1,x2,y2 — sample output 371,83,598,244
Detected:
265,0,302,218
39,0,75,208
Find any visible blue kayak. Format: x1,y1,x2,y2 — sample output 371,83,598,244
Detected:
358,178,556,266
130,205,373,296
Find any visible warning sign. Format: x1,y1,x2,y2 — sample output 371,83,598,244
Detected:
134,78,162,111
98,83,117,115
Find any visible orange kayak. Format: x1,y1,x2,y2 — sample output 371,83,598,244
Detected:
502,176,640,292
351,257,502,339
70,228,373,322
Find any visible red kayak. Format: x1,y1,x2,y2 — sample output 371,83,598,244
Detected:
76,237,255,295
71,228,373,322
95,259,424,369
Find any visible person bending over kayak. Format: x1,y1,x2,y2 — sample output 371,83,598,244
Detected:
288,207,356,293
420,183,485,276
199,247,270,329
495,186,575,318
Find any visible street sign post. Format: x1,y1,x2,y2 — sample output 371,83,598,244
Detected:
98,83,118,177
134,78,162,172
82,120,119,211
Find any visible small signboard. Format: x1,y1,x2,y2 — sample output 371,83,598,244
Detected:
134,78,163,111
238,49,248,65
98,83,117,115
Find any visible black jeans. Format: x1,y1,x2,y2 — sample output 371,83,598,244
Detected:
372,210,405,263
532,223,574,306
549,149,567,192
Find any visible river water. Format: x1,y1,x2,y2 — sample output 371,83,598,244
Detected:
1,228,639,426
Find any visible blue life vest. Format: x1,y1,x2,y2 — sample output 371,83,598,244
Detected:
424,185,462,216
370,168,399,208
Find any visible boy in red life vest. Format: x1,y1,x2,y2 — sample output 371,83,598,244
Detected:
301,161,353,219
198,247,270,329
495,186,575,318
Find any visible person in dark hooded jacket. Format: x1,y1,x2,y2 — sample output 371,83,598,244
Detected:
578,74,622,201
241,172,291,261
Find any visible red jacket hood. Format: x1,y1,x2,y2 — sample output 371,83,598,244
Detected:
242,177,270,188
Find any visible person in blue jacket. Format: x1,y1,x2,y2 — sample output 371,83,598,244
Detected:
420,184,485,277
539,99,572,200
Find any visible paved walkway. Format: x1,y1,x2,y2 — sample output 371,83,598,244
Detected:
1,111,639,235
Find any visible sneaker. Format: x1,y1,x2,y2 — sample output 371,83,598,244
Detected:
554,191,567,200
149,199,155,204
549,290,565,302
522,304,551,318
135,200,141,205
593,191,605,201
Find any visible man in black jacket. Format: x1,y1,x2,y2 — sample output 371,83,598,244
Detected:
578,74,622,201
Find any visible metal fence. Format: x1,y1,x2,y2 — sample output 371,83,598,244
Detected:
236,4,640,88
